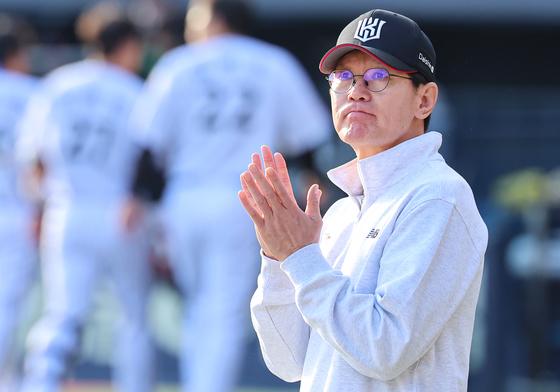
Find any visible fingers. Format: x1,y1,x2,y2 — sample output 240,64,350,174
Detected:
261,145,276,171
245,148,293,212
273,152,288,176
251,153,262,172
305,184,322,220
240,176,260,212
265,167,297,209
248,164,284,211
273,152,295,200
241,171,273,221
238,190,264,226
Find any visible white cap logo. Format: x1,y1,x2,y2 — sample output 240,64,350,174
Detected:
418,52,435,73
354,17,386,42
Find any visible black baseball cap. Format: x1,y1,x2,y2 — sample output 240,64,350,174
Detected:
319,9,436,82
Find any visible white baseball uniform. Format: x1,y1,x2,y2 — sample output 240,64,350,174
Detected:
131,34,331,392
0,68,38,391
17,59,153,392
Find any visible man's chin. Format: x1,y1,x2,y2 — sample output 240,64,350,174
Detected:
338,125,375,144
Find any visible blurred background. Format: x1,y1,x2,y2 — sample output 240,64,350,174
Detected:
0,0,559,391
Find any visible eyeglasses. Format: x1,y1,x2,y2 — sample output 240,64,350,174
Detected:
326,68,413,94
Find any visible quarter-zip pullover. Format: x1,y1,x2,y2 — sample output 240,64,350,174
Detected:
250,132,488,391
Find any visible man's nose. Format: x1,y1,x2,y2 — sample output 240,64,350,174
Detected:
347,77,370,101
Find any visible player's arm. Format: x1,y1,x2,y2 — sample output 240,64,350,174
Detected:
128,70,171,204
122,147,166,231
15,88,50,245
123,55,178,230
131,148,166,202
275,50,333,209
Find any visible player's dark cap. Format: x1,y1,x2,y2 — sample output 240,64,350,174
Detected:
319,9,436,82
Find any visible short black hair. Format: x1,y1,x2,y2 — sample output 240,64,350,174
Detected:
96,19,140,56
411,72,431,132
0,33,20,65
212,0,254,35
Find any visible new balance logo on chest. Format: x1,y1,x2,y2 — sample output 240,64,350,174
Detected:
366,228,380,239
354,18,387,42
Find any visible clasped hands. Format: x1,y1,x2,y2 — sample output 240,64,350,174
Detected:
238,146,322,261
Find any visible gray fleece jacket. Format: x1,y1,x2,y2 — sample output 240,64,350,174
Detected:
250,132,488,391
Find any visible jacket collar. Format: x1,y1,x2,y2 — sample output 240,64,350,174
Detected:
327,132,444,198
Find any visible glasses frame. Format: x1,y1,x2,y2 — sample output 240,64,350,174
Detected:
326,68,414,94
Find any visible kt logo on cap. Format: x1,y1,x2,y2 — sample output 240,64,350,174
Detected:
354,17,387,42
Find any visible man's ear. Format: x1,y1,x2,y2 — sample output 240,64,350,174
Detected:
416,82,438,120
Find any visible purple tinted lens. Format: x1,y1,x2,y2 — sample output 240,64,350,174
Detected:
363,68,389,81
334,70,354,81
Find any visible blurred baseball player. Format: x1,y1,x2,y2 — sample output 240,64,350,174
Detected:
18,18,154,392
124,1,331,390
0,24,39,392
